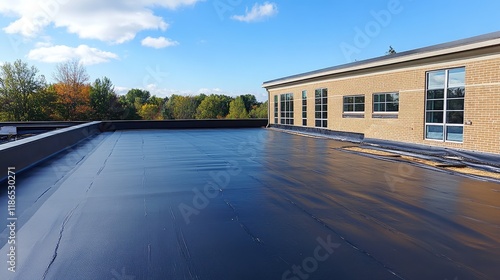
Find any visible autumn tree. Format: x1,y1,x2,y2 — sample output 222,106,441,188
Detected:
137,95,166,120
227,96,248,119
138,103,162,120
53,60,92,120
0,59,47,121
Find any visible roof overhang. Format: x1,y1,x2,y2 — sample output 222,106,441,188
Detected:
262,31,500,90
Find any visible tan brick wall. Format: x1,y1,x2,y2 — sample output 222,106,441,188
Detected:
268,56,500,154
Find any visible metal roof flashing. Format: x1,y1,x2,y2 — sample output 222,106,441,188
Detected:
262,31,500,89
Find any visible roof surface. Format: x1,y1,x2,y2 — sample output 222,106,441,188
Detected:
1,128,499,279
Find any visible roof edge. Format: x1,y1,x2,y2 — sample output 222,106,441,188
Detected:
262,31,500,89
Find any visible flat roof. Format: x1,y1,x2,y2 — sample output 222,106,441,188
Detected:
263,31,500,88
1,129,500,279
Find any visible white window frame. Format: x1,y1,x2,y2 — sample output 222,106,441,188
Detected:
280,93,294,125
425,67,465,143
302,90,307,126
315,88,328,128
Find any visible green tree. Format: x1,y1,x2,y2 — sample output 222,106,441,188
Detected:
118,95,139,120
0,60,48,121
195,94,232,119
195,93,207,105
125,88,150,105
165,95,199,119
249,100,268,118
30,85,58,120
119,89,151,119
239,94,258,113
90,77,123,120
227,96,249,119
148,95,165,106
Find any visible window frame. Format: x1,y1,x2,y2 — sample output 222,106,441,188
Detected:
274,95,278,124
302,90,307,126
280,93,294,125
424,67,465,143
343,94,365,118
314,88,328,128
372,92,399,117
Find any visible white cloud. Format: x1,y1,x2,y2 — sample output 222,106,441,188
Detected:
28,44,119,65
114,86,130,96
231,2,278,23
198,88,222,94
144,84,193,98
141,36,179,49
0,0,202,44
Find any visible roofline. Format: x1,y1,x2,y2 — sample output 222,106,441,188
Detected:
262,31,500,89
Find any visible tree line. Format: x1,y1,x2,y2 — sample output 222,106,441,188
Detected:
0,59,268,121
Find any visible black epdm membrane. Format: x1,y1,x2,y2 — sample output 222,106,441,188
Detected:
1,128,499,279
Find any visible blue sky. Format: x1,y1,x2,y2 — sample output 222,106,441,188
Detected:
1,0,499,101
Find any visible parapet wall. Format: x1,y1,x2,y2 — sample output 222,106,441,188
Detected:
0,119,268,181
0,122,101,181
100,119,268,131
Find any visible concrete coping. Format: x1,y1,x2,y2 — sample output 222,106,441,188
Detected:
0,121,102,182
0,121,101,152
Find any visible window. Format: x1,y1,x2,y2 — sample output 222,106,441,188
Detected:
373,93,399,112
425,67,465,142
274,95,278,124
343,95,365,118
302,91,307,126
315,88,328,128
280,93,294,125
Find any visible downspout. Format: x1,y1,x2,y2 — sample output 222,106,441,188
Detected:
265,88,271,128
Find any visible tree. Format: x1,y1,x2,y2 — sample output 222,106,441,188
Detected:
0,59,47,121
249,101,268,119
386,46,397,55
118,95,139,120
125,88,151,106
53,60,92,120
90,77,124,120
227,96,248,119
165,95,199,119
138,103,162,120
119,88,152,119
30,84,58,120
239,94,258,113
195,94,232,119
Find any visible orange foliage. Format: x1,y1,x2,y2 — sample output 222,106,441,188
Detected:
53,82,93,120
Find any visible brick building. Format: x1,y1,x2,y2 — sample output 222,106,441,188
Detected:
263,32,500,155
